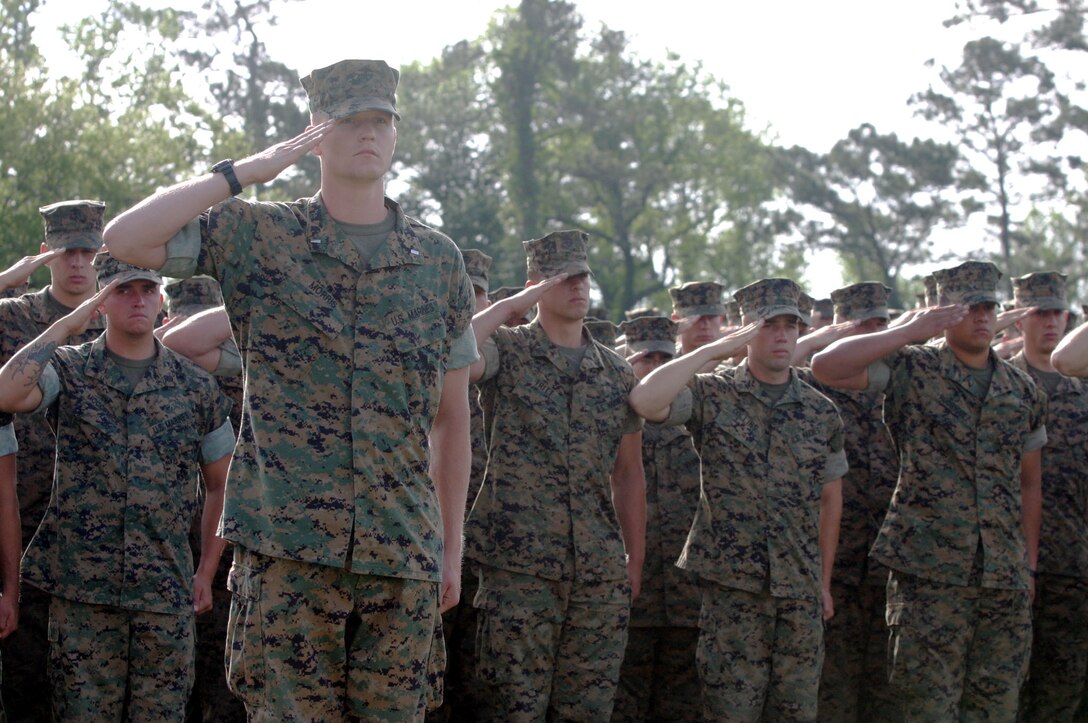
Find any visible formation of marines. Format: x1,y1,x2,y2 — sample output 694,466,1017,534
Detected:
0,56,1085,723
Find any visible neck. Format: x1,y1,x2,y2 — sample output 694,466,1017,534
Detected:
949,343,990,370
320,177,388,224
748,359,790,385
104,328,157,361
48,285,94,310
539,313,585,348
1023,345,1056,374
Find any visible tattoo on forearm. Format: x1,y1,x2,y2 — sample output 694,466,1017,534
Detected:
10,341,56,388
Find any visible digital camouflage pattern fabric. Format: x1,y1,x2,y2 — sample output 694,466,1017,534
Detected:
162,193,474,581
1012,270,1069,311
831,282,892,323
523,229,591,278
733,277,810,325
668,281,725,318
39,199,105,251
461,248,492,295
933,260,1002,306
300,58,401,120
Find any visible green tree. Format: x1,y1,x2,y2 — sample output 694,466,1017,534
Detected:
911,37,1073,283
779,124,961,307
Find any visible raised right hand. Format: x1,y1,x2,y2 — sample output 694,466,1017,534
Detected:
234,119,335,187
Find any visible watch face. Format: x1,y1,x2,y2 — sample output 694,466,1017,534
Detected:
212,159,233,172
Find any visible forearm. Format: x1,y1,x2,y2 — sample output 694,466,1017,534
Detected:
0,457,20,600
812,327,909,388
195,457,231,581
104,174,234,270
430,367,471,563
819,480,842,589
161,308,233,369
1052,323,1088,377
629,345,717,421
0,330,63,412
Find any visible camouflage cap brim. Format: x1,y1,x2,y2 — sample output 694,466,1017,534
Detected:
627,340,677,356
468,275,489,294
673,304,726,319
45,231,102,251
536,259,592,278
839,306,891,323
957,290,1001,306
746,304,810,326
101,269,162,287
1014,296,1067,311
325,96,401,121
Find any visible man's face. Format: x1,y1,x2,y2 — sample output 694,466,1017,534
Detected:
43,245,96,298
945,301,997,355
631,351,673,381
1018,307,1068,356
747,314,800,377
535,272,591,322
103,280,162,337
313,110,397,183
856,316,889,335
677,314,722,352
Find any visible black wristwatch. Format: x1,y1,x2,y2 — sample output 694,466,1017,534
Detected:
211,159,244,196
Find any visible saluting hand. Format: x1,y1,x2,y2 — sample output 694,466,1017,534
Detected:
704,320,762,361
900,304,969,343
995,306,1034,334
0,248,66,292
233,119,335,187
498,273,570,318
58,279,120,337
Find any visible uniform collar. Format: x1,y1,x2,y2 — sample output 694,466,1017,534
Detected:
526,319,605,374
82,335,180,395
939,343,1015,399
732,358,805,406
1010,350,1085,397
305,193,424,271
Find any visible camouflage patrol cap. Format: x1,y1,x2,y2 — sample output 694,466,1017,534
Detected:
724,300,742,327
831,282,892,322
93,252,162,287
462,249,492,294
164,275,224,317
1012,271,1068,311
39,200,106,251
524,230,591,278
734,277,809,324
624,306,660,321
798,293,815,319
923,274,937,307
669,281,725,318
621,315,678,357
584,317,619,347
300,59,401,120
934,261,1002,306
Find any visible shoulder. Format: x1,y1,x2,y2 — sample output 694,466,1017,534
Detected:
402,212,463,262
160,345,220,393
795,375,840,414
594,341,631,374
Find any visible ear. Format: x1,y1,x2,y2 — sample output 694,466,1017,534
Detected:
40,242,49,254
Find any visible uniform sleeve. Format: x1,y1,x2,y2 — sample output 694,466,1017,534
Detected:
32,363,61,415
659,384,695,428
159,218,203,278
1022,384,1048,453
445,325,480,371
0,422,17,456
620,367,644,434
213,339,243,377
821,410,849,483
199,385,236,463
478,329,511,384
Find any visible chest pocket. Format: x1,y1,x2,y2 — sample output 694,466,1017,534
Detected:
715,406,764,456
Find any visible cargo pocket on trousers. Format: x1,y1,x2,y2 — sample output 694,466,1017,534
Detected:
226,561,266,710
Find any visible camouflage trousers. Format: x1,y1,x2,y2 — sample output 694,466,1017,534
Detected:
1018,573,1088,722
817,580,895,722
697,584,823,722
226,545,443,722
611,625,701,722
0,583,51,722
427,561,481,723
886,571,1032,722
47,595,194,722
473,565,630,723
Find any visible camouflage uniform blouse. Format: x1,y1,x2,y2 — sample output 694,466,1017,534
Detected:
797,368,898,587
868,344,1047,589
22,337,233,614
631,422,701,628
0,288,105,549
466,321,641,583
162,194,474,582
1010,352,1088,579
672,361,848,603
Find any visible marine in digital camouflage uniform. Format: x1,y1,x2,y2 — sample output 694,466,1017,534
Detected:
1007,272,1088,722
812,260,1047,721
630,278,846,722
0,200,107,723
611,315,703,722
162,276,246,723
0,420,17,723
670,281,726,360
794,282,899,722
0,253,234,721
104,59,478,722
466,230,645,722
429,248,492,723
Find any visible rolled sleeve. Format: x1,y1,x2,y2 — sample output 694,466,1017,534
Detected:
0,423,17,456
214,339,243,377
446,326,480,371
866,358,892,395
158,218,203,279
479,336,501,383
823,448,849,483
1023,424,1047,453
200,419,236,464
33,363,61,415
660,385,694,428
